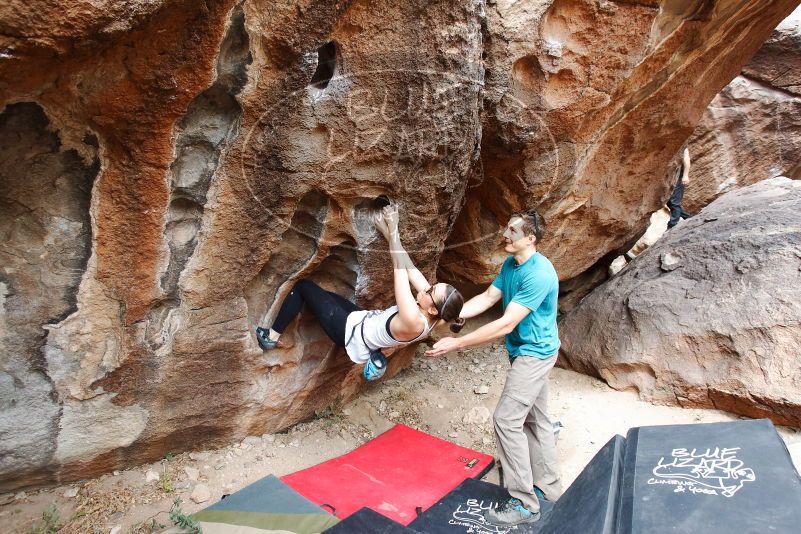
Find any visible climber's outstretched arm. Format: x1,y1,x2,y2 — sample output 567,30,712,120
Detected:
374,209,431,292
380,206,428,334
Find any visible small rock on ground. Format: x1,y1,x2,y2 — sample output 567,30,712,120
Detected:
184,466,199,481
463,406,491,425
191,483,211,504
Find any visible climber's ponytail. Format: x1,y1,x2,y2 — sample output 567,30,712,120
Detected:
439,285,465,333
450,317,466,333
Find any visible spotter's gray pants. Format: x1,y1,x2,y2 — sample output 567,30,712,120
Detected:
494,354,562,513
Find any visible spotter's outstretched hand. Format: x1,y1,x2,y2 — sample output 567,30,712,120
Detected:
425,337,462,357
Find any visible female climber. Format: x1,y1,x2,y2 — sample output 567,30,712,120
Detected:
255,205,465,380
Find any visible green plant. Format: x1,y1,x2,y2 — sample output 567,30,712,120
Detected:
27,504,60,534
314,395,344,419
159,470,174,493
170,498,201,534
132,514,168,533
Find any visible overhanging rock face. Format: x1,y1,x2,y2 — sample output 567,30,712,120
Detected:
559,178,801,427
685,10,801,213
441,0,799,284
0,0,798,490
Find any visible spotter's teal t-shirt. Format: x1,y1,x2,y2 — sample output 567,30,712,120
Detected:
492,252,560,358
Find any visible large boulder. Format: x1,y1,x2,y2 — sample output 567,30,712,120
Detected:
684,9,801,213
0,0,484,491
1,0,798,490
559,178,801,427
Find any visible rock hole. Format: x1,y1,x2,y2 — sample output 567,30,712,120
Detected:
540,0,574,44
511,56,547,107
512,56,544,90
352,195,393,242
310,41,338,91
218,7,253,94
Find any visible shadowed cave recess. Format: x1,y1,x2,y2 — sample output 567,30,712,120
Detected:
0,101,99,486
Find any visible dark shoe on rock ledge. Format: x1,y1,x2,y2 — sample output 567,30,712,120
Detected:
255,327,279,350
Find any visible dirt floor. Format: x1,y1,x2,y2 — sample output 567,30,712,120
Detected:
4,341,801,533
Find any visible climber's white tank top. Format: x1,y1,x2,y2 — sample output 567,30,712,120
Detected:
344,305,436,364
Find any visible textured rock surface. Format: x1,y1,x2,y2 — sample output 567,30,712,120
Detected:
0,0,483,491
0,102,99,489
684,9,801,213
0,0,798,491
441,0,799,284
559,178,801,427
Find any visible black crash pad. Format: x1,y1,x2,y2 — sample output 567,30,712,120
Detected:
412,419,801,534
322,507,417,533
536,434,624,534
409,477,554,534
408,435,622,534
617,418,801,534
329,419,801,534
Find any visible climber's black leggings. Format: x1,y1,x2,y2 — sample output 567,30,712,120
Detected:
271,279,362,346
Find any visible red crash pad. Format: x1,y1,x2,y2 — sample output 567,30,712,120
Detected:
281,424,494,525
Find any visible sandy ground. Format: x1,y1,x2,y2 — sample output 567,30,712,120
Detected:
4,341,800,533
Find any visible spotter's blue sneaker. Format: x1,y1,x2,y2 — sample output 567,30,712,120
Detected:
255,327,279,350
483,497,540,526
